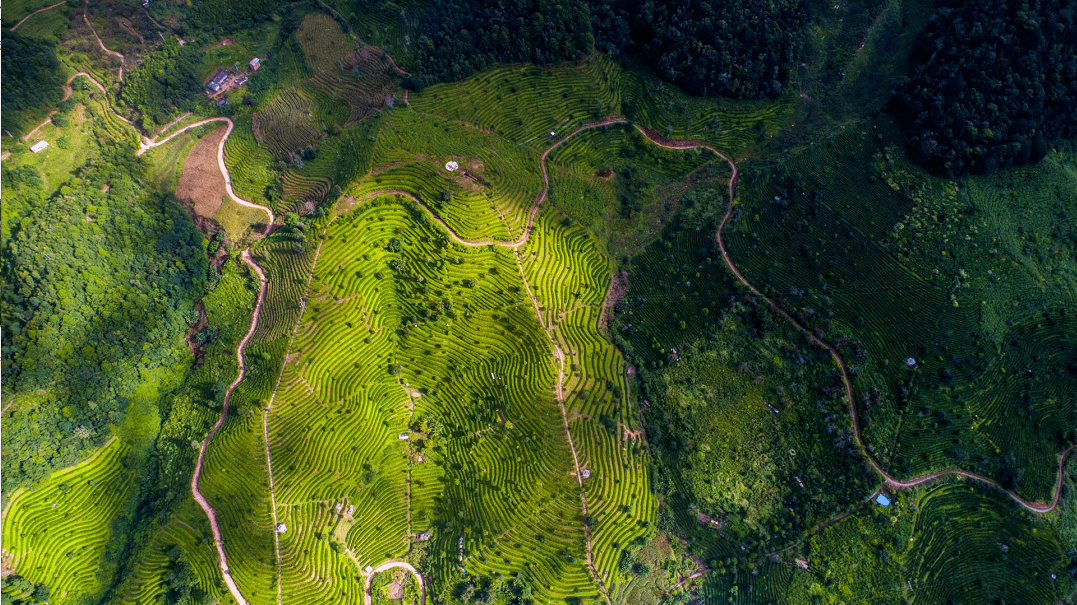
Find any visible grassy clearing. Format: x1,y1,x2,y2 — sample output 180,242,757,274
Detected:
144,123,218,193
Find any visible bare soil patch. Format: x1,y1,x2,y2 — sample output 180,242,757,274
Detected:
176,126,229,228
601,269,630,333
116,17,144,44
184,300,209,365
596,167,614,179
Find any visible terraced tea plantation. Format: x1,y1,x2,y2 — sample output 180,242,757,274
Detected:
6,2,1077,603
1,439,134,602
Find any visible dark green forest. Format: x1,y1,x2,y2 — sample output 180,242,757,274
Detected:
0,32,66,137
119,39,205,130
0,151,209,493
890,0,1077,175
407,0,807,99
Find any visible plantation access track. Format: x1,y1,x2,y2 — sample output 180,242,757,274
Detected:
18,72,135,147
83,0,125,81
9,0,65,31
21,46,1073,598
631,126,1076,565
168,114,1074,603
187,249,266,605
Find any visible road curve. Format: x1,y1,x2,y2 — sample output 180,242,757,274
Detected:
363,560,426,605
9,1,65,31
172,118,274,605
138,117,276,227
631,125,1075,515
189,250,267,605
83,0,125,81
18,72,133,144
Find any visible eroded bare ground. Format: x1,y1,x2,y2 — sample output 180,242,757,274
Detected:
601,269,630,334
175,126,229,223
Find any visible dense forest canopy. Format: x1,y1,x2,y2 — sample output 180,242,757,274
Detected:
890,0,1077,176
119,39,205,130
593,0,808,98
0,153,209,493
0,32,66,137
407,0,594,86
409,0,807,98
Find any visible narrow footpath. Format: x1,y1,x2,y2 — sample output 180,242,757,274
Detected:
26,43,1071,598
189,250,267,605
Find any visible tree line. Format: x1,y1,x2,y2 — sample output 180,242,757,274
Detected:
890,0,1077,176
119,38,205,131
0,148,209,494
0,32,66,137
406,0,808,99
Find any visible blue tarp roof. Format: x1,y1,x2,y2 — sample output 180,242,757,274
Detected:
875,494,891,507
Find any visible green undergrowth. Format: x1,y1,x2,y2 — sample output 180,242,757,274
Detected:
611,181,877,560
544,123,714,259
723,116,1077,501
782,481,1074,604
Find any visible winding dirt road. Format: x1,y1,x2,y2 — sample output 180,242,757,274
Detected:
189,250,267,605
83,0,125,81
9,1,65,31
362,560,426,605
632,126,1075,539
16,72,133,146
138,117,276,227
25,36,1068,594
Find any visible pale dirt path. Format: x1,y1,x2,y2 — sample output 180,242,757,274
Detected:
141,6,165,30
176,117,275,605
9,1,64,31
362,560,426,605
20,118,54,143
156,111,193,135
18,72,133,144
83,0,125,81
189,250,268,605
138,117,276,227
260,229,331,605
633,125,1077,550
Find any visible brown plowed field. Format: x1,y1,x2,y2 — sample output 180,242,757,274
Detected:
175,126,228,223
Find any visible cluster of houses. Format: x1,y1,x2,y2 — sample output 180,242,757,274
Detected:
206,57,261,99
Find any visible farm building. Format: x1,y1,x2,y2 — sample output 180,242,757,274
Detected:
206,71,228,92
249,57,261,71
875,494,891,507
215,99,227,107
236,76,248,86
30,141,49,153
